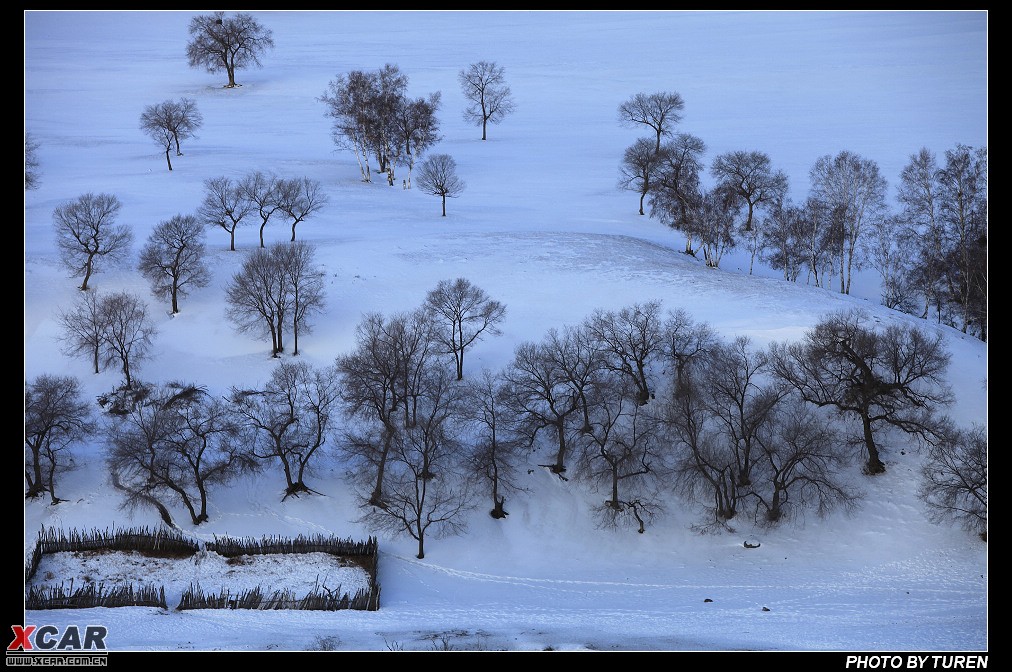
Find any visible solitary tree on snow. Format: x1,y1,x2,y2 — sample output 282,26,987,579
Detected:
186,11,274,88
416,154,465,217
458,61,516,141
53,193,132,291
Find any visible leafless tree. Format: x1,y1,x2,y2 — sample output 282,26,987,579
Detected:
138,214,211,314
198,176,255,251
619,138,668,216
577,375,664,533
920,421,987,540
864,214,919,313
660,308,719,399
647,133,706,255
897,148,946,322
462,369,526,519
424,278,506,380
229,361,340,500
416,154,465,216
704,336,788,490
584,300,665,406
710,150,788,233
25,375,94,504
100,292,158,389
759,200,808,282
337,310,440,507
395,92,442,188
242,170,281,248
25,133,41,190
57,290,109,374
458,61,516,141
809,150,888,295
770,309,953,475
687,184,739,269
140,99,203,170
53,193,131,291
320,69,378,182
618,91,685,153
359,366,471,559
106,382,254,525
275,241,326,356
751,397,858,525
275,176,327,242
186,11,274,88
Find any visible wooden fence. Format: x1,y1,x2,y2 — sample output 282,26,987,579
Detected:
177,582,380,612
26,582,167,610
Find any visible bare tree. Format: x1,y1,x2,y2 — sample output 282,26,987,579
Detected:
416,154,465,216
661,307,719,400
359,367,471,559
864,214,919,313
229,361,340,500
710,150,788,233
462,369,526,519
619,138,668,216
752,397,858,525
140,99,203,169
198,176,255,251
920,421,987,540
242,170,281,248
25,133,41,190
57,290,109,374
759,200,808,282
577,375,664,533
458,61,516,141
138,214,211,314
275,177,327,242
100,292,158,389
424,278,506,380
770,309,953,475
647,133,706,255
337,310,440,507
618,91,685,153
186,11,274,88
53,193,131,291
395,92,442,188
584,300,665,406
809,150,888,295
897,148,945,322
225,242,292,357
320,69,378,183
688,184,739,269
106,382,254,525
275,241,326,356
25,375,94,504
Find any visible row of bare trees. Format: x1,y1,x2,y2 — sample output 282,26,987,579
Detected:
28,299,985,550
617,97,987,339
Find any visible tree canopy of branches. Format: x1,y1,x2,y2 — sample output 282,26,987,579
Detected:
138,214,211,314
358,366,471,559
26,133,41,190
242,170,281,248
424,278,506,380
321,64,440,184
275,176,327,242
462,369,526,519
647,133,706,255
25,375,94,504
53,193,132,291
619,138,667,216
186,11,274,88
919,421,987,540
106,382,255,525
458,61,516,141
230,362,340,500
225,241,325,357
416,154,465,216
809,150,888,295
99,292,158,389
198,176,255,251
140,98,203,171
771,309,953,475
710,150,788,233
618,91,685,153
584,300,665,406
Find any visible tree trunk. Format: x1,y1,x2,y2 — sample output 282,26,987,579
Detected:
229,227,236,252
165,148,173,171
80,257,95,291
553,423,567,474
171,282,179,314
259,221,267,248
441,194,447,217
862,414,886,474
638,191,646,216
173,131,182,155
481,117,488,141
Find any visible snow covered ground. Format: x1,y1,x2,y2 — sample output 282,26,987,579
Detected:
22,10,987,657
